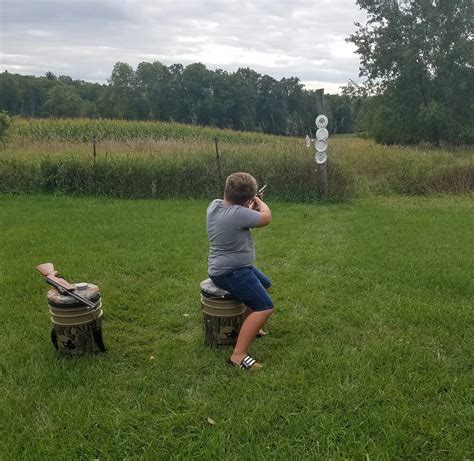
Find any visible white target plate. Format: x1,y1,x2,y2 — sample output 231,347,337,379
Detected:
316,128,329,140
315,151,327,164
315,115,328,128
315,139,327,152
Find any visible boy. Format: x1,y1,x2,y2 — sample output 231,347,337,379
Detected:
206,172,273,370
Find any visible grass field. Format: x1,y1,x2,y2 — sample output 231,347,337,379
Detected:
0,195,472,459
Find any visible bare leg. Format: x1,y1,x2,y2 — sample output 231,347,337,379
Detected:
231,308,273,366
243,307,252,319
260,288,272,335
243,307,266,336
244,287,272,336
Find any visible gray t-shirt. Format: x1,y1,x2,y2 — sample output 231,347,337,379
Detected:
207,199,261,276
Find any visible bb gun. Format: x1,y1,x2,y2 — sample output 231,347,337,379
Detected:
256,184,267,199
249,184,268,211
36,262,97,309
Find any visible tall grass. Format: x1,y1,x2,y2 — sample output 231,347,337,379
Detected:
0,153,353,201
1,118,473,200
330,138,474,195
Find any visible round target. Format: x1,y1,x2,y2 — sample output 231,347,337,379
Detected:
315,115,328,128
315,151,327,164
315,139,327,152
316,128,329,140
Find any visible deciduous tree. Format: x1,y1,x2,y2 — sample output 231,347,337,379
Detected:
44,84,84,118
348,0,474,144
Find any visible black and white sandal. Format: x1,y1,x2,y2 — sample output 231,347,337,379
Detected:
237,355,261,370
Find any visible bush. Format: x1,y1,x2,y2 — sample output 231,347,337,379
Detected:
0,155,355,201
0,111,11,143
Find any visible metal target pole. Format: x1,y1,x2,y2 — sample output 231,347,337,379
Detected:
315,114,329,200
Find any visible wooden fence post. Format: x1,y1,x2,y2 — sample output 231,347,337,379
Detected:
93,135,97,165
214,137,223,186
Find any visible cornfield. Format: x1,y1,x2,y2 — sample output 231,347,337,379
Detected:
9,117,277,144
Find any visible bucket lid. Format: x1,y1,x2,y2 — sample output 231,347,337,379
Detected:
47,283,100,307
200,278,234,299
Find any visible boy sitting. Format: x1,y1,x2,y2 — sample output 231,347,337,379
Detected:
206,172,273,370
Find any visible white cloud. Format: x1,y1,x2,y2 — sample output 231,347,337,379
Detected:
26,29,53,37
0,0,367,93
175,44,308,69
302,80,347,94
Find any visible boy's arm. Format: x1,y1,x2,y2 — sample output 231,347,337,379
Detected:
252,197,272,227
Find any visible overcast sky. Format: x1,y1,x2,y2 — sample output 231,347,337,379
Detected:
0,0,367,93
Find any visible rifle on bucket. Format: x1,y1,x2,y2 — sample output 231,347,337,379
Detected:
36,263,97,309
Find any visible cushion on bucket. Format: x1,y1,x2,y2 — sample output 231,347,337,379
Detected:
200,278,235,299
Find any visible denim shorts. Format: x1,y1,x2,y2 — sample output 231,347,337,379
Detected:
210,266,274,312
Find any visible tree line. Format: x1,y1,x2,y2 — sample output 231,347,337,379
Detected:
1,0,471,145
0,65,362,138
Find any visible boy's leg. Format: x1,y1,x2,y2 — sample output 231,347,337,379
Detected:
211,267,274,366
248,267,272,335
250,267,272,290
243,307,268,336
221,267,274,366
231,308,273,366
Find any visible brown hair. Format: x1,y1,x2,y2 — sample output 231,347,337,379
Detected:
224,172,258,205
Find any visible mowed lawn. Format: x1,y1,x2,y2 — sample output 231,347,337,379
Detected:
0,195,472,460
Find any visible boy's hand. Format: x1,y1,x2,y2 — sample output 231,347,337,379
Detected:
250,196,265,211
249,199,260,211
254,196,272,227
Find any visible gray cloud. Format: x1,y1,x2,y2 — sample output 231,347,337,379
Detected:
0,0,367,92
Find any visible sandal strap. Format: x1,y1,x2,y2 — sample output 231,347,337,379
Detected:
240,355,256,369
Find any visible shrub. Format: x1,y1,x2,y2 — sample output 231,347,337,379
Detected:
0,155,355,201
0,111,11,143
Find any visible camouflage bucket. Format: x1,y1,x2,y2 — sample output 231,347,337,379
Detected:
47,283,106,355
201,295,246,347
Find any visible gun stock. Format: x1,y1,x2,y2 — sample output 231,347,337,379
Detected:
36,262,56,277
36,263,75,290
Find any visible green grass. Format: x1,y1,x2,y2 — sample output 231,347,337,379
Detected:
0,195,472,459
